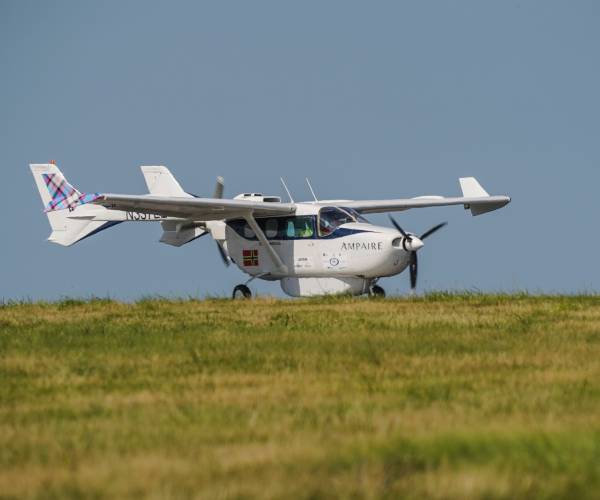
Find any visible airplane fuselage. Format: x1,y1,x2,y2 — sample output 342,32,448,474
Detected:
225,221,410,279
218,203,416,296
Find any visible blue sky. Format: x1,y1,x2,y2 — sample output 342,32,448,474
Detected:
1,1,599,300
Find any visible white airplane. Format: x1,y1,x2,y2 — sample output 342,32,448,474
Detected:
30,162,510,298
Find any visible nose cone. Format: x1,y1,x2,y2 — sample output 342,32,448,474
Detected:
391,235,425,252
406,237,424,252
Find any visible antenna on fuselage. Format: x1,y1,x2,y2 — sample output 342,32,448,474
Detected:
280,177,294,203
305,178,318,202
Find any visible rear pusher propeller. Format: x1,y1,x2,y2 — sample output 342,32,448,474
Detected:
388,216,447,292
211,176,233,267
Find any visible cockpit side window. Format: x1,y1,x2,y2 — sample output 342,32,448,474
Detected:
318,207,357,237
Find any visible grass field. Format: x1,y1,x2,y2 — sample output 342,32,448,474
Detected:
1,294,600,499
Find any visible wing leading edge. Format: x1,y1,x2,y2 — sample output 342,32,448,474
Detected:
93,194,296,220
341,177,510,216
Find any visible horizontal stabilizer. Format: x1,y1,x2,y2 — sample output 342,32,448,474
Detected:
459,177,489,198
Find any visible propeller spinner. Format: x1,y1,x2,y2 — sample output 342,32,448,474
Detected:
388,216,447,292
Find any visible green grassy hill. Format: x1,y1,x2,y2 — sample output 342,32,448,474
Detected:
1,295,600,499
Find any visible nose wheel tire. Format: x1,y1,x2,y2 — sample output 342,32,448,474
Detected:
232,284,252,299
370,285,386,298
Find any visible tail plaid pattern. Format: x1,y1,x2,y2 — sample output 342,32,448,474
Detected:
43,173,100,212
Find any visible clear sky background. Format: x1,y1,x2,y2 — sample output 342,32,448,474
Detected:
1,1,599,300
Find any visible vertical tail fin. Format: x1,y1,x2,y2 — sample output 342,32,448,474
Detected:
458,177,510,216
139,166,211,246
41,170,81,210
30,163,118,246
140,166,191,197
459,177,490,198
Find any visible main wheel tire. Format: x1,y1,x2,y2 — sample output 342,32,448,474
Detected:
370,285,386,298
232,284,252,299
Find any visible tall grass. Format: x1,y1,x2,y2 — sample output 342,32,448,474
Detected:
1,295,599,499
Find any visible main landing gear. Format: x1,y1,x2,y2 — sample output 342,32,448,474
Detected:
232,284,252,299
369,285,386,298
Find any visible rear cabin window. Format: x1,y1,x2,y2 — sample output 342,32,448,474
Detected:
265,219,278,238
289,218,314,238
228,216,315,240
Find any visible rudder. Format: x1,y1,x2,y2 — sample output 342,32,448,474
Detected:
30,163,117,246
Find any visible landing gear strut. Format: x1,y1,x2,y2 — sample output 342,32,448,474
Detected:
370,285,386,298
232,284,252,299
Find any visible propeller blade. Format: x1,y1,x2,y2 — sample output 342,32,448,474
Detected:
215,242,231,267
388,215,410,239
420,222,448,240
409,252,418,290
213,176,225,199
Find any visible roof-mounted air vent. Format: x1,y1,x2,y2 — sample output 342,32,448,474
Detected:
234,193,282,203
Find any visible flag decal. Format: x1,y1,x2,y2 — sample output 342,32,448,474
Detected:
243,249,259,267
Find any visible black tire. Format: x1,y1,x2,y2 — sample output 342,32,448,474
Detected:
232,284,252,299
370,285,386,298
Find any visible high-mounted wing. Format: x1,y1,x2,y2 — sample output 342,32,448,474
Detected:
93,194,296,221
341,177,510,216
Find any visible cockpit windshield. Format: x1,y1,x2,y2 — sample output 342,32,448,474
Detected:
341,207,369,224
318,207,368,237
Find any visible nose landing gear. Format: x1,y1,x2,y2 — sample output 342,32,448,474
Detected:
370,285,386,298
232,284,252,299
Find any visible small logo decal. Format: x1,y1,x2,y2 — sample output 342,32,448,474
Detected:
243,249,259,267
